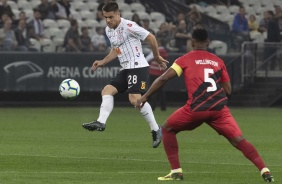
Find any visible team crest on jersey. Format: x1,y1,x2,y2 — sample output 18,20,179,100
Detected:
141,81,146,90
127,23,132,27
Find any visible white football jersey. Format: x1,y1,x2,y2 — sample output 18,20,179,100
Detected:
105,18,150,69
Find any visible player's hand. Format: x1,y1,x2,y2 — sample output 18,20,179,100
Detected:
135,96,148,110
91,60,105,71
155,55,169,69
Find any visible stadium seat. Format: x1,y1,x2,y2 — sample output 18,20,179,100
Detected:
215,5,230,16
137,12,150,21
87,2,99,12
80,10,96,21
71,2,88,12
209,13,222,20
262,1,274,9
13,9,20,19
250,31,264,43
121,11,133,20
76,2,89,12
53,38,64,52
30,0,41,8
40,38,55,52
256,7,269,16
274,1,282,7
118,3,131,12
203,5,217,15
29,38,41,51
208,40,228,55
116,0,125,3
48,27,63,39
7,1,18,10
223,14,234,27
150,20,163,30
244,6,256,16
57,19,71,30
70,11,81,20
150,12,165,23
17,1,32,10
25,9,34,19
229,5,239,15
244,0,258,7
43,19,58,29
77,19,87,29
85,19,99,29
99,20,107,28
130,3,146,13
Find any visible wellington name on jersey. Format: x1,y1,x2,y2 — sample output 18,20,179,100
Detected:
172,50,230,111
106,18,150,69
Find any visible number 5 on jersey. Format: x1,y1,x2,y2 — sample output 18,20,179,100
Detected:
204,68,217,92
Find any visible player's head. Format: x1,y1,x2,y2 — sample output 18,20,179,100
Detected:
102,2,121,29
191,24,209,50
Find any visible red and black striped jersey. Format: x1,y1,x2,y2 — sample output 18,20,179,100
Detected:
171,50,230,111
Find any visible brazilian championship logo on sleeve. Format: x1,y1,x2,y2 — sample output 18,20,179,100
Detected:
141,81,146,90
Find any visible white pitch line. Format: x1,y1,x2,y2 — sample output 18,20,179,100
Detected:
0,170,277,174
1,153,281,167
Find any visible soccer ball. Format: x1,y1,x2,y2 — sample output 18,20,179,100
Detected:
59,79,80,99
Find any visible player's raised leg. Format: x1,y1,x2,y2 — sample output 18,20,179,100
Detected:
82,85,117,131
129,93,162,148
230,136,274,182
210,108,274,182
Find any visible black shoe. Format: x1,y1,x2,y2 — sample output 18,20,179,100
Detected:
261,168,274,182
152,126,162,148
262,172,274,182
82,121,105,131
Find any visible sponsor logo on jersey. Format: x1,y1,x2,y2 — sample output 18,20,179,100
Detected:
127,23,132,27
141,81,146,90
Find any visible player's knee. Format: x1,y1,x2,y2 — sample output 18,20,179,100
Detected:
228,135,245,147
101,85,117,96
162,123,179,134
128,94,141,106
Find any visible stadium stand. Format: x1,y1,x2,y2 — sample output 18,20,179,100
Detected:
2,0,282,54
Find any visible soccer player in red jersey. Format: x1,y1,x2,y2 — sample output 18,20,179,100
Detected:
136,25,274,182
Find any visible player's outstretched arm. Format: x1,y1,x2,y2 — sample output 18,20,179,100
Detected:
92,48,118,71
136,68,177,109
145,33,169,68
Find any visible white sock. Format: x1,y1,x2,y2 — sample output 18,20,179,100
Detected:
171,168,182,173
97,95,114,124
140,102,159,131
260,167,270,175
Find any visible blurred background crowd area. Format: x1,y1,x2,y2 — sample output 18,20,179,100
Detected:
0,0,282,54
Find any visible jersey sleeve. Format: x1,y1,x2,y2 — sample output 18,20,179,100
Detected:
171,63,183,76
126,21,150,41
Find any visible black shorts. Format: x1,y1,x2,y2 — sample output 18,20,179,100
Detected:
109,67,149,94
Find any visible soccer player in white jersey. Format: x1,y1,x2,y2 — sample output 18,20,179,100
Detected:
82,2,169,148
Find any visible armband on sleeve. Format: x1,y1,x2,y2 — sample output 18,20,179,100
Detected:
171,63,183,76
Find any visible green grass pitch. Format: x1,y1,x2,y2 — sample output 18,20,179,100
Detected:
0,107,281,184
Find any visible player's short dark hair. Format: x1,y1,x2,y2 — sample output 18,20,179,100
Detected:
102,2,119,12
192,24,208,42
